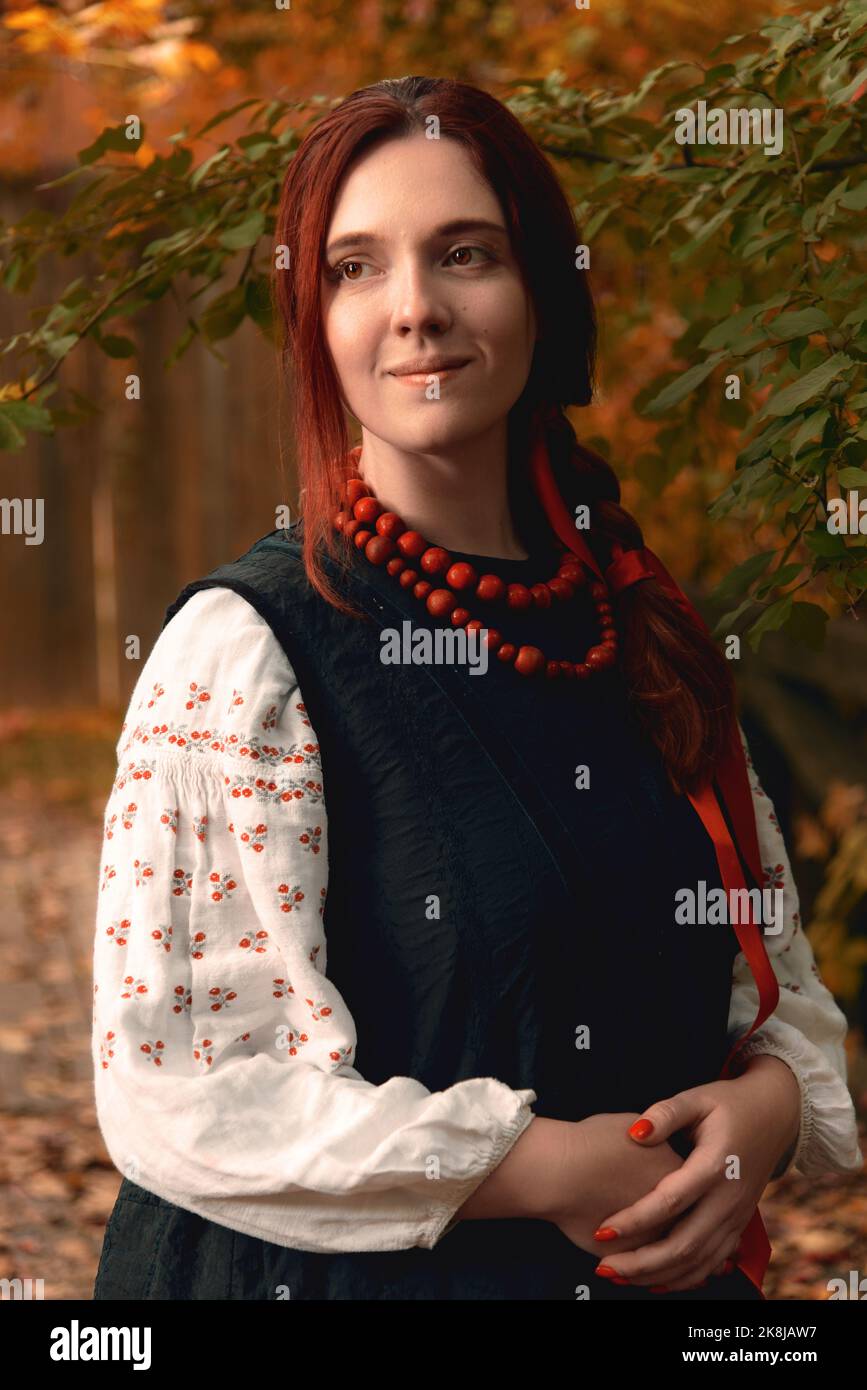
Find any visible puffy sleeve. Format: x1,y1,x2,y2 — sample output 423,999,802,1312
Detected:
92,586,537,1254
726,726,864,1180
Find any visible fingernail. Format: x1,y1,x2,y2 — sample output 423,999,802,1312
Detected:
649,1285,670,1293
610,1275,631,1285
594,1226,619,1241
595,1264,618,1278
628,1119,654,1139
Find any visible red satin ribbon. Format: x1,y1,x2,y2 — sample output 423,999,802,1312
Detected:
530,422,779,1296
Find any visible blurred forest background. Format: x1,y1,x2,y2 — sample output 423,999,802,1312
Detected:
1,0,866,1300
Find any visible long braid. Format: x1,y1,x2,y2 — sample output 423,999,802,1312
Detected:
544,409,736,795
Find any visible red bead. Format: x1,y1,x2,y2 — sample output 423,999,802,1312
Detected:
497,643,517,664
586,645,615,671
446,561,478,591
413,580,432,601
353,496,381,525
507,583,532,612
365,534,395,565
547,578,576,602
464,619,483,633
426,588,456,618
545,660,560,679
376,511,405,540
354,528,373,549
530,584,552,608
596,602,613,619
559,661,575,678
590,582,608,602
420,546,450,576
450,607,470,626
343,518,361,540
399,568,419,588
600,626,617,641
397,530,427,559
573,663,591,680
476,574,506,602
386,556,406,576
558,565,585,586
514,645,545,677
345,479,370,507
483,628,503,652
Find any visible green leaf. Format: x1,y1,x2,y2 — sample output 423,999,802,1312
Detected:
840,182,867,211
805,529,848,558
758,353,853,418
790,409,832,457
767,308,834,341
199,285,246,342
95,334,136,359
0,407,28,450
746,595,793,650
643,352,726,415
710,550,775,605
838,466,867,488
218,211,266,251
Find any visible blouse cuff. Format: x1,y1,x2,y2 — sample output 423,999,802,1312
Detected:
420,1090,538,1248
733,1023,863,1180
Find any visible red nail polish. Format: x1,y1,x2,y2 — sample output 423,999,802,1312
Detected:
649,1285,670,1293
595,1265,617,1278
594,1226,619,1241
628,1118,654,1139
610,1276,631,1285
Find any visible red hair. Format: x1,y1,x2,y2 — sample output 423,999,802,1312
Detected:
271,75,735,794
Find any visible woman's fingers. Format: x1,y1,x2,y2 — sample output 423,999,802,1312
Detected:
592,1153,719,1258
596,1192,742,1286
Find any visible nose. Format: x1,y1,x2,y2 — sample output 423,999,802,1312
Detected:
389,256,453,337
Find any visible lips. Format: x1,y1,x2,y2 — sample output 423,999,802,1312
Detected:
388,359,471,377
388,360,471,386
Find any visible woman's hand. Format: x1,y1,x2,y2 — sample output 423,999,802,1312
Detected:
587,1056,802,1292
548,1112,686,1259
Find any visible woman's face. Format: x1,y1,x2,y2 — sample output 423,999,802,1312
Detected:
320,132,537,453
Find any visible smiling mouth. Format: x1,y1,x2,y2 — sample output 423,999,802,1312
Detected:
388,362,471,385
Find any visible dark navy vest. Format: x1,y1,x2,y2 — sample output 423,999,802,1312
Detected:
154,522,749,1300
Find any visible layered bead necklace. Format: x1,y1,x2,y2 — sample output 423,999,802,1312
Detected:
331,456,618,684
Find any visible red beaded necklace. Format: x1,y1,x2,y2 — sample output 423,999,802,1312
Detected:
331,454,618,683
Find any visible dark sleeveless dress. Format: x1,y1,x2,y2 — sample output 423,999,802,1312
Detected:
93,525,763,1301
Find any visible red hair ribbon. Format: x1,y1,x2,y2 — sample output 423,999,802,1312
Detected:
529,410,779,1296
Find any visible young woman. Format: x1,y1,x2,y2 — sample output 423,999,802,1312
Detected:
92,76,861,1302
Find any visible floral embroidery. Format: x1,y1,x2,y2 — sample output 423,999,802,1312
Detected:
185,682,211,710
140,1039,165,1066
235,822,267,853
133,859,154,888
151,924,172,952
160,807,179,835
763,863,785,890
193,1038,214,1068
100,864,116,892
299,825,322,854
238,930,269,953
306,997,333,1021
208,870,237,902
278,883,305,913
121,977,148,1001
146,682,165,709
227,689,245,715
272,978,295,1000
190,931,207,960
193,814,208,842
172,986,192,1015
106,917,131,946
171,868,193,896
207,987,237,1012
99,1031,116,1068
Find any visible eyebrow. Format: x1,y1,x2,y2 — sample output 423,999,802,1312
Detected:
324,218,510,261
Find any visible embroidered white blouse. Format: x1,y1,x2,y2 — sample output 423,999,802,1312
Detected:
91,586,863,1256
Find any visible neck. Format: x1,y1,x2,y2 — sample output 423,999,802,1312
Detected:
355,420,530,561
